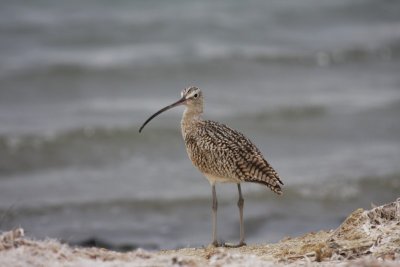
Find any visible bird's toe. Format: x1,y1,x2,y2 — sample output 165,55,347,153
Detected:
208,240,222,248
223,241,247,248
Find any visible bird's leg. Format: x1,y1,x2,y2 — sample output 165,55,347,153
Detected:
237,183,246,246
223,184,246,248
211,184,219,247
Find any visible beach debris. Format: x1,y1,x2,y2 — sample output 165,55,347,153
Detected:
0,228,24,250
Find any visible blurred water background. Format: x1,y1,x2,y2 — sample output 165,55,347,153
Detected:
0,0,400,250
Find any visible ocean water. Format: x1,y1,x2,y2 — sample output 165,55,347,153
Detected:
0,0,400,250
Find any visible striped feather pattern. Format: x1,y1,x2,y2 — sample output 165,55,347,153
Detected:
183,119,283,195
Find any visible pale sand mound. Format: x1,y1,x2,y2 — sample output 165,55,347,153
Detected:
1,199,399,267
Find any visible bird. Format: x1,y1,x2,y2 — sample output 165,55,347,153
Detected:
139,86,283,247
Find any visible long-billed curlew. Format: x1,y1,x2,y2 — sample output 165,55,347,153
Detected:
139,86,283,247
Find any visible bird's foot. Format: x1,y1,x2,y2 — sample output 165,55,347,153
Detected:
223,241,247,248
208,240,223,248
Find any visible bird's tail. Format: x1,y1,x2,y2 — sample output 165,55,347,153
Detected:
244,160,284,195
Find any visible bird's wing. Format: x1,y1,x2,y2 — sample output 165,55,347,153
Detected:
186,120,283,195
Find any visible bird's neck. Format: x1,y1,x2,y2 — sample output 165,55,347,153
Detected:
181,106,202,138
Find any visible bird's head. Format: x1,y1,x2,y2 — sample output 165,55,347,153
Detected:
180,86,203,110
139,86,203,132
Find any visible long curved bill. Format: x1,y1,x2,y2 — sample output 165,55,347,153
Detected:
139,96,186,133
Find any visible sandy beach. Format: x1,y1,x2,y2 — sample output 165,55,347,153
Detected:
1,199,399,267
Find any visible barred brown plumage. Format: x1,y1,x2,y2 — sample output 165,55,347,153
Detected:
183,119,283,194
139,86,284,248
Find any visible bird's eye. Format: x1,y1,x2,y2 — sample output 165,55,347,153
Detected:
193,93,198,98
